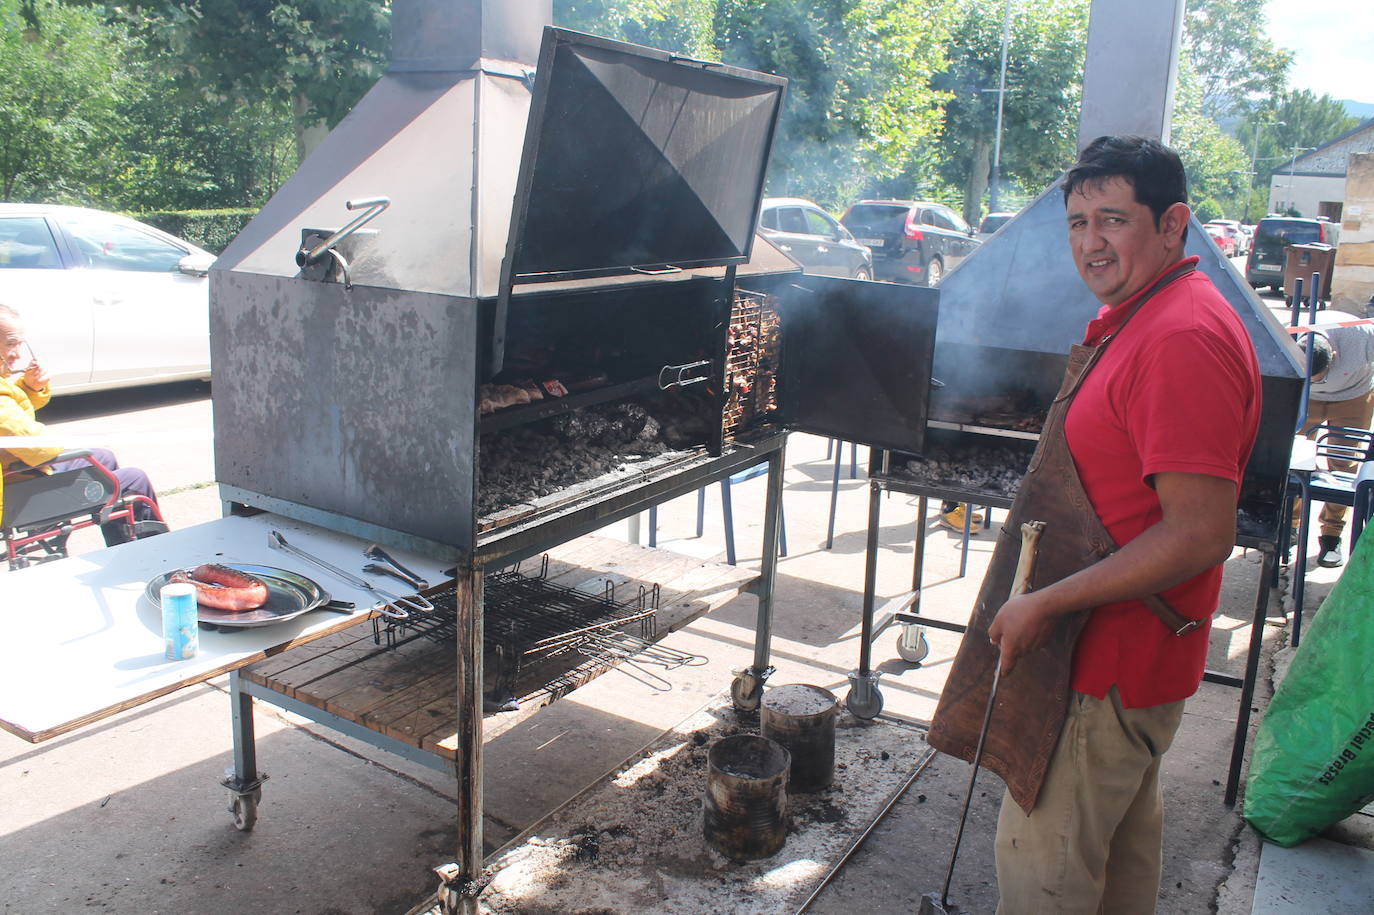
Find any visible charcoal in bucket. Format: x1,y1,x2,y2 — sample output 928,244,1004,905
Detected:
761,684,840,792
703,734,790,861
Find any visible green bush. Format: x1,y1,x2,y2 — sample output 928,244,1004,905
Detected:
1192,196,1224,224
133,208,258,255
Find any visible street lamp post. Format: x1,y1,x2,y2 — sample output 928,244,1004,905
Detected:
1249,119,1283,219
988,0,1012,215
1286,145,1316,215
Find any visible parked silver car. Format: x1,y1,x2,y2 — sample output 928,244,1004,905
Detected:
0,203,214,394
758,197,872,280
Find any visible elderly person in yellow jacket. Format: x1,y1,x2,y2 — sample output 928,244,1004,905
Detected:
1,304,162,545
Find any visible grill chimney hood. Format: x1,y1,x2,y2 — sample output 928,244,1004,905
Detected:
214,0,554,300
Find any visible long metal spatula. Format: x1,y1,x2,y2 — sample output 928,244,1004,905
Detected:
920,519,1045,915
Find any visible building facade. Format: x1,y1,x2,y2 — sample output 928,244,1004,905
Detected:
1269,119,1374,219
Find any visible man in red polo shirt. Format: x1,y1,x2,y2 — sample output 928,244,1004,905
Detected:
988,136,1261,912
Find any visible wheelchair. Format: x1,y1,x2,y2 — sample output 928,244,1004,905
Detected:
2,450,168,570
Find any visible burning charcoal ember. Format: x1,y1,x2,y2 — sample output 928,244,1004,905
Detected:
477,401,703,517
897,437,1035,498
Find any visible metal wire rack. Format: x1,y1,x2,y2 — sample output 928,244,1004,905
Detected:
371,556,704,708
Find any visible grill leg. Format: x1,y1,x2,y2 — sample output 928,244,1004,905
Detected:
731,445,786,711
222,670,266,831
958,504,973,578
912,495,928,596
826,442,843,550
721,480,737,566
1225,547,1276,807
846,479,886,720
1293,476,1311,645
438,566,484,915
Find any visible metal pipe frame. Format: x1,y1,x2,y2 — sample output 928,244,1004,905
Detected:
1225,546,1276,806
223,436,792,911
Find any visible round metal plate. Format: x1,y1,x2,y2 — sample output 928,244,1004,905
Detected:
145,564,328,628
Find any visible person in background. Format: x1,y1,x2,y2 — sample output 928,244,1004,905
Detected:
0,304,163,546
1295,323,1374,567
938,500,983,532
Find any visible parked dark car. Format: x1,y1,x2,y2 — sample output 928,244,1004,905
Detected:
840,200,980,286
757,198,872,280
1245,216,1340,292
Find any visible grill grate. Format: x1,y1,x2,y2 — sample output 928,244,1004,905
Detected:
722,290,781,441
371,557,703,708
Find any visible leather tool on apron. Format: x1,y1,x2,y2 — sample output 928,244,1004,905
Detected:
927,261,1201,814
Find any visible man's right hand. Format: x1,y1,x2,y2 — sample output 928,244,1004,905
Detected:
988,591,1061,675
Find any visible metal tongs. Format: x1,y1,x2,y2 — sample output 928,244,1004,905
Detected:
268,530,433,620
363,543,430,591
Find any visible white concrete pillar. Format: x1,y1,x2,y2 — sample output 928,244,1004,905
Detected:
1077,0,1186,150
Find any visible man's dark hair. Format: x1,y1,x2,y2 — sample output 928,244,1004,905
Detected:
1062,136,1189,235
1300,331,1333,378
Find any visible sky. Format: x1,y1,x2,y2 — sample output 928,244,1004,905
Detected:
1264,0,1374,105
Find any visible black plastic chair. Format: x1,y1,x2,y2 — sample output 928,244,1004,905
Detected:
1284,425,1374,643
2,450,166,569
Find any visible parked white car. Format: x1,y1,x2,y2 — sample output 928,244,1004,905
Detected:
0,203,214,394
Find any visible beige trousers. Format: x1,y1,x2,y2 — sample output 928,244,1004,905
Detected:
994,688,1186,915
1296,391,1374,538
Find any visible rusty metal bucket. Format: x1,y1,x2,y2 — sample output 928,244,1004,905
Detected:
703,734,790,861
761,684,839,793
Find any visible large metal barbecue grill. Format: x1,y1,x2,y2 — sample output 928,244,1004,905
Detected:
851,183,1306,804
210,3,937,910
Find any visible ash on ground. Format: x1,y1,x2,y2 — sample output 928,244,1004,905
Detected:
479,700,930,914
896,438,1035,498
477,400,710,517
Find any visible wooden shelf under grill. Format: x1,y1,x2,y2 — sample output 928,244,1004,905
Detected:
238,536,758,758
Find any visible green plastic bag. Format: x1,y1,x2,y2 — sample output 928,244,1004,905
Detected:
1244,530,1374,846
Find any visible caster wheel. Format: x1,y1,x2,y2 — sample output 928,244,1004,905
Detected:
230,790,260,831
846,688,884,720
896,628,930,664
730,676,761,712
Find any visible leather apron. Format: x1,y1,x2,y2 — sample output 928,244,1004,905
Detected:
926,261,1199,815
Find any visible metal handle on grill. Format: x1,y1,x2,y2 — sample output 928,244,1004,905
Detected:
298,196,390,266
658,360,712,390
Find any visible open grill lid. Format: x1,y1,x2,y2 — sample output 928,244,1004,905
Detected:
500,29,786,284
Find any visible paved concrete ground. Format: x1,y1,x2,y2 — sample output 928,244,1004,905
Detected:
0,380,1361,913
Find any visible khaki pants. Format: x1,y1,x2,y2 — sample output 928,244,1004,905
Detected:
1296,391,1374,539
994,688,1186,915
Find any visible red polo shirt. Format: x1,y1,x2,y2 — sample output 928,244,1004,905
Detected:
1065,257,1261,708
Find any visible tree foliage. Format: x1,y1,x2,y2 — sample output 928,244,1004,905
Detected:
934,0,1087,223
0,0,127,200
711,0,954,209
556,0,718,58
1233,89,1359,219
1182,0,1291,119
1169,60,1250,221
111,0,389,156
564,0,955,210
